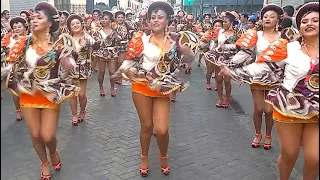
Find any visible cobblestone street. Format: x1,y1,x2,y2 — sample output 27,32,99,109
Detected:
1,63,303,180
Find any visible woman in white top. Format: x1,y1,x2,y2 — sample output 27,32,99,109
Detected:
1,17,28,121
220,3,319,178
112,1,195,176
205,11,238,108
67,14,98,126
92,10,121,97
227,4,284,150
2,2,79,179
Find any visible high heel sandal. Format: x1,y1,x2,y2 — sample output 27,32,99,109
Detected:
160,155,170,175
216,99,224,108
16,109,23,121
139,154,149,177
110,88,116,97
41,161,51,180
50,151,62,171
222,97,230,108
72,114,78,126
78,111,86,122
263,135,272,150
206,83,212,90
251,133,262,148
185,68,191,74
100,89,106,96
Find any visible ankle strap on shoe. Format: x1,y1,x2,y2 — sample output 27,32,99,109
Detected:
50,151,58,157
41,161,50,166
159,155,168,160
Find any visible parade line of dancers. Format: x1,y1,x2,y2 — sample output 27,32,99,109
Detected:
1,1,318,179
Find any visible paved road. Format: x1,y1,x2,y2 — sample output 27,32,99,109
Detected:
1,62,303,180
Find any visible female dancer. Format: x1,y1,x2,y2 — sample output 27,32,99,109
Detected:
220,3,318,179
92,10,120,97
114,10,135,85
233,5,283,150
90,9,101,72
1,17,29,121
67,14,98,125
183,15,195,74
2,2,79,179
248,18,257,30
167,19,179,102
206,11,238,108
20,10,31,23
112,1,194,176
202,19,223,91
58,10,69,34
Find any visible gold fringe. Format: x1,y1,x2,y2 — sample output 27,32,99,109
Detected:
20,103,60,110
132,90,169,98
265,100,319,121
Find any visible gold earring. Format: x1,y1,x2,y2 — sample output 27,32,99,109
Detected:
46,27,50,41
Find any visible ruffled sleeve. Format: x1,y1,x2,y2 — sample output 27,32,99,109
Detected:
54,34,77,70
200,31,212,42
7,35,27,62
199,30,212,51
112,31,144,78
234,29,258,49
126,31,144,60
227,30,258,68
1,33,11,47
176,31,198,63
212,27,221,40
228,39,288,86
256,38,288,63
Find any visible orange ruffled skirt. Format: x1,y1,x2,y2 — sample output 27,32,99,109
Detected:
132,83,168,98
273,108,318,123
20,91,60,110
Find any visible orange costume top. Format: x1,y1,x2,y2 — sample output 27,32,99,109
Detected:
229,38,318,123
2,34,80,109
229,29,282,90
113,31,198,97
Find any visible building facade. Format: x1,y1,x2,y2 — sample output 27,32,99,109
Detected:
1,0,10,12
55,0,71,12
184,0,264,16
3,0,53,16
265,0,306,8
70,0,86,14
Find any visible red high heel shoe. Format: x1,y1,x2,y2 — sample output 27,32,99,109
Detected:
16,109,23,121
206,83,212,90
139,154,149,177
222,97,230,108
216,99,224,108
72,114,78,126
41,161,51,180
185,68,191,74
100,89,106,96
263,135,272,150
78,111,86,122
160,155,170,175
111,88,116,97
50,151,62,171
251,133,262,148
